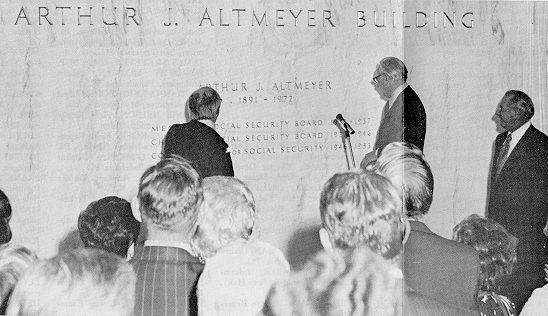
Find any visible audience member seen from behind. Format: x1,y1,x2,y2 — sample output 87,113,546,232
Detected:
0,189,13,245
192,176,289,316
318,168,476,316
318,170,404,261
0,244,38,314
371,142,480,311
163,86,234,178
262,246,402,316
78,196,140,259
131,156,204,316
453,214,518,316
6,248,135,316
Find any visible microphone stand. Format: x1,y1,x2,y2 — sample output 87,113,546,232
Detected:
333,120,356,170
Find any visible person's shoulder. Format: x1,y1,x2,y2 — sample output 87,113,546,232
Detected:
409,223,479,258
403,85,420,97
246,240,290,270
402,85,424,106
529,124,548,141
164,123,185,136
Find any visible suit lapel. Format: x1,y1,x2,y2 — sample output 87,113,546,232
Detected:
495,125,535,182
374,92,404,151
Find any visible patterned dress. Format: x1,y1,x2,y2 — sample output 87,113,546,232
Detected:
478,291,516,316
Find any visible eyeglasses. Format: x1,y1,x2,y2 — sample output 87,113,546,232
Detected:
372,74,382,83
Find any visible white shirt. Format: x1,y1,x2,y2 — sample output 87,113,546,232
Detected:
507,121,531,157
520,283,548,316
144,239,194,255
388,83,408,110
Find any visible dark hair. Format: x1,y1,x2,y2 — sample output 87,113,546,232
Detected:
0,190,12,245
453,215,517,292
188,87,222,121
78,196,140,258
504,90,535,120
138,156,202,230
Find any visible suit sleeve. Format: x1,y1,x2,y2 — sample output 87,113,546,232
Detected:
403,96,426,151
208,141,234,177
163,127,177,158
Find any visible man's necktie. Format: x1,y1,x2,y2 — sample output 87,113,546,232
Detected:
495,132,512,179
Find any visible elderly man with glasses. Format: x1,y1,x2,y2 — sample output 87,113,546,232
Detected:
360,57,427,167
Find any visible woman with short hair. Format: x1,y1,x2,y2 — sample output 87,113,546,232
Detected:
192,176,289,316
453,214,518,316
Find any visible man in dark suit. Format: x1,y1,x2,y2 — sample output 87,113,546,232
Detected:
405,286,479,316
373,142,480,311
163,86,234,178
0,189,12,245
131,156,204,316
361,57,427,167
488,90,548,312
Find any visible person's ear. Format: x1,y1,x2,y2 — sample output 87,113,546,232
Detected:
131,196,142,222
319,227,334,252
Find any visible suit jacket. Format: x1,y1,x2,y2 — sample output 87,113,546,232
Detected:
163,120,234,178
374,85,427,153
488,124,548,311
131,246,205,316
404,221,480,310
405,286,479,316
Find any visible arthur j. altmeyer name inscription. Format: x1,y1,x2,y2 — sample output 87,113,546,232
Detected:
13,6,474,29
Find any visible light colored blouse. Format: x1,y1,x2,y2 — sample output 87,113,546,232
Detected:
197,239,290,316
520,284,548,316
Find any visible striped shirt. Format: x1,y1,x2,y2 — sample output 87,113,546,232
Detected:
131,245,204,316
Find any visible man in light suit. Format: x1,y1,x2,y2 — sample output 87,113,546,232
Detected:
373,142,481,311
361,57,426,167
131,156,204,316
488,90,548,312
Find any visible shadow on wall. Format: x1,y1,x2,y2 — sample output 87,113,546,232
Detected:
58,228,84,253
286,225,324,271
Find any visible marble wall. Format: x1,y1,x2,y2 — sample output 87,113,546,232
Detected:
0,0,546,260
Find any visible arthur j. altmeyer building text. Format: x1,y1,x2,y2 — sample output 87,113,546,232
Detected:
13,6,474,29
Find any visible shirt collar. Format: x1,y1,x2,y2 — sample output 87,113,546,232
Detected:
144,240,194,255
508,120,530,142
198,119,215,129
388,83,408,109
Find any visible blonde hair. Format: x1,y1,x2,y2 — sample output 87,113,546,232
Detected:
371,142,433,219
6,248,135,316
319,170,403,260
0,244,38,313
263,247,402,316
191,176,256,258
138,155,202,230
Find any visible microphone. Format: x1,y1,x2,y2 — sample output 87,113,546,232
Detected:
335,114,355,135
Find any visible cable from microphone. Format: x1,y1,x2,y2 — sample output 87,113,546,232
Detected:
335,114,355,135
